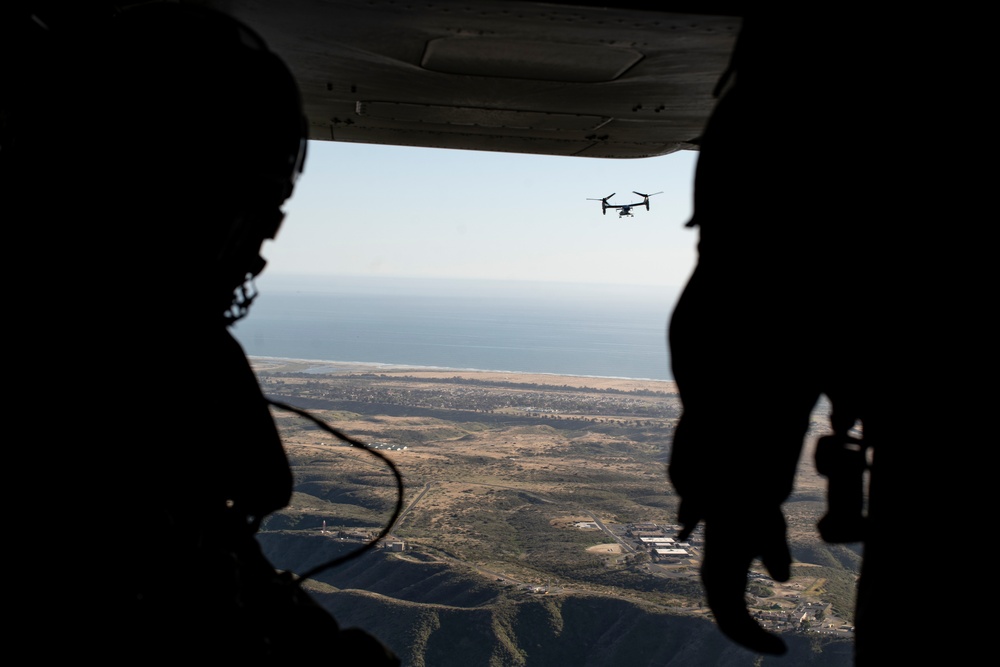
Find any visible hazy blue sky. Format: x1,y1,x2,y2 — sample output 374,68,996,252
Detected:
262,140,700,289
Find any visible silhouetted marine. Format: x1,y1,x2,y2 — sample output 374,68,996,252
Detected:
668,11,978,666
5,3,398,662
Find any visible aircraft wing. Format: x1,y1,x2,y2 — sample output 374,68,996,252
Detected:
200,1,742,159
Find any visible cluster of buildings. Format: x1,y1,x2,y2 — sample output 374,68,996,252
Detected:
610,521,703,563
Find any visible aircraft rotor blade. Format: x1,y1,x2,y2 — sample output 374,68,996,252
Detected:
633,191,663,198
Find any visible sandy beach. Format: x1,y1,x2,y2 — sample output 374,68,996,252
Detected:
248,356,678,393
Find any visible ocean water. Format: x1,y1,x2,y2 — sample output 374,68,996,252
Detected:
231,275,682,381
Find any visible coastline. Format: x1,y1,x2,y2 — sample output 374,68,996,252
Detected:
248,356,678,393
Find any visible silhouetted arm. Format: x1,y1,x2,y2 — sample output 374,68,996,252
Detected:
668,263,820,655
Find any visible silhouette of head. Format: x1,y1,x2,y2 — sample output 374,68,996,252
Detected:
13,3,308,322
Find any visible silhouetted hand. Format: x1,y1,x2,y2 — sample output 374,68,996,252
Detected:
686,504,791,655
